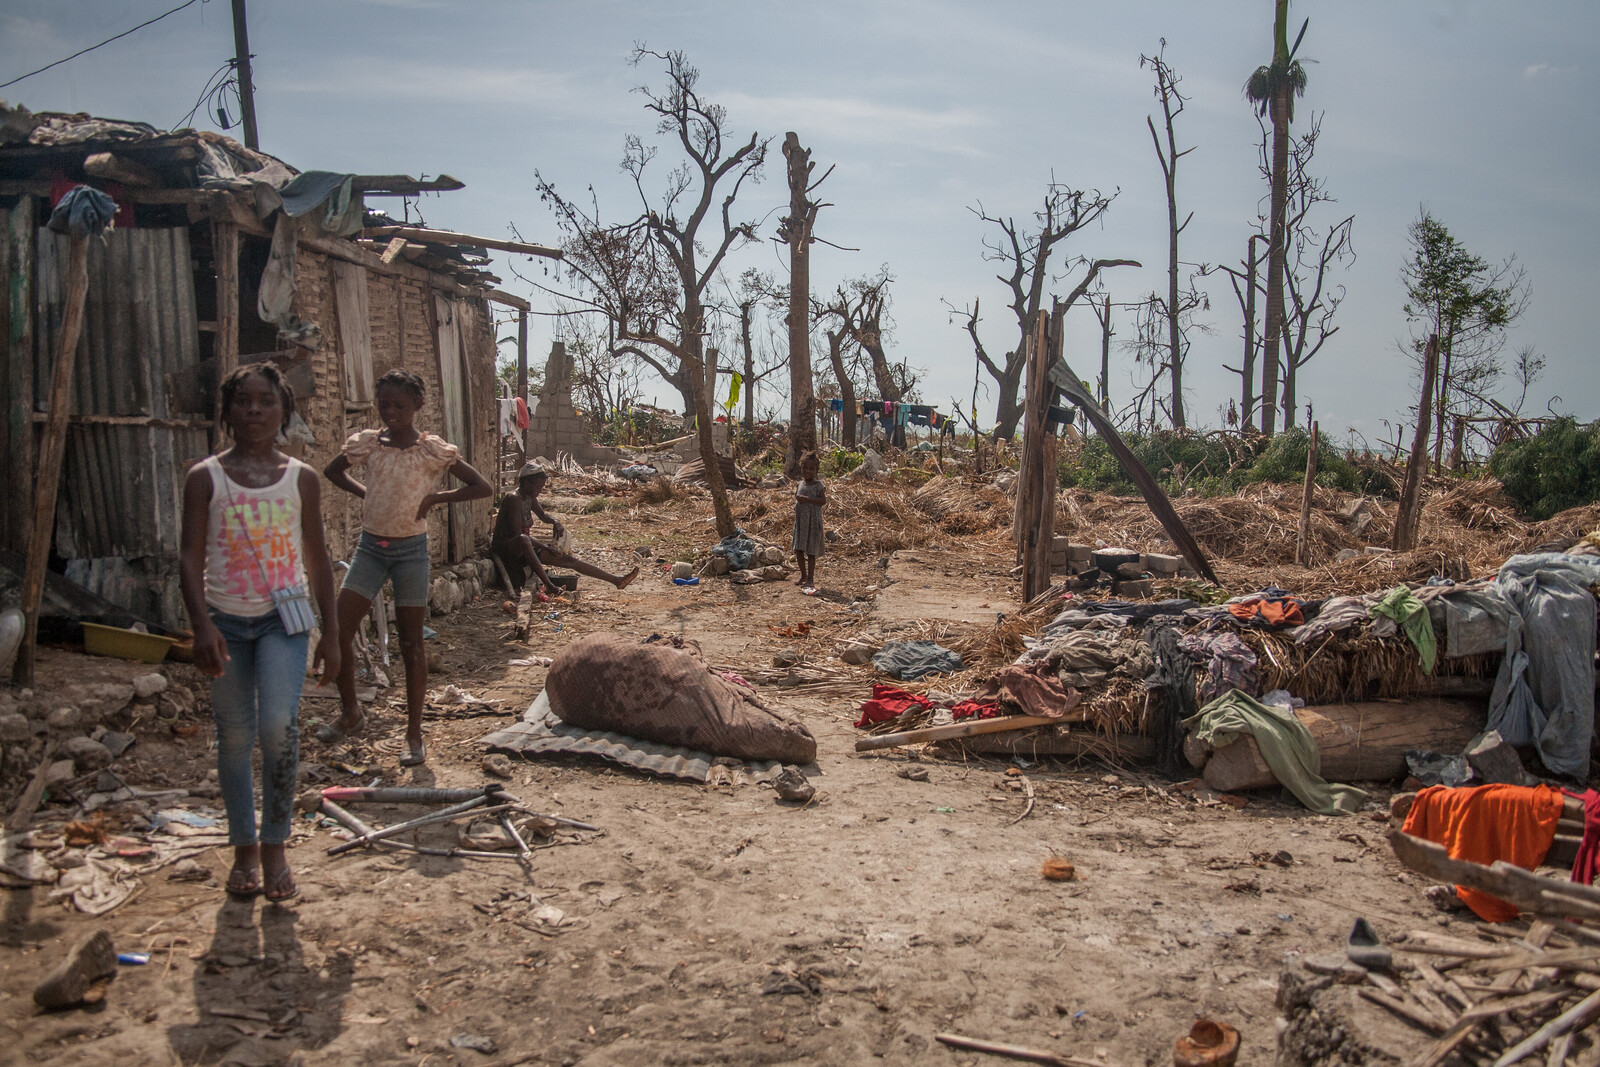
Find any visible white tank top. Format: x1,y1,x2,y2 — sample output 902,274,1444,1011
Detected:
201,455,309,617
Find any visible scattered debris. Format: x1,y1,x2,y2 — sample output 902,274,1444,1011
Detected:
34,929,117,1009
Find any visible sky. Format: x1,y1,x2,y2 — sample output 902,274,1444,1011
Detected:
3,0,1596,448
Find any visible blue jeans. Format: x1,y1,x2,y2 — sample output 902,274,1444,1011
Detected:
341,531,431,607
209,609,308,847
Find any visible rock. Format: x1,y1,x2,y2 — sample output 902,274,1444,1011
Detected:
839,641,879,666
760,565,788,581
451,1033,498,1055
33,930,117,1009
62,736,114,772
1142,552,1182,575
709,556,730,576
481,754,514,780
770,766,814,803
131,673,168,701
45,759,76,787
1112,578,1155,599
156,687,195,719
772,650,803,669
759,474,787,489
46,707,81,731
670,561,694,580
1333,549,1362,563
65,683,136,721
0,712,28,743
1464,730,1533,787
167,859,209,883
1113,561,1146,581
758,546,785,566
99,731,136,758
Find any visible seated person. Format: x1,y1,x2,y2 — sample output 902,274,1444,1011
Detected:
493,463,639,600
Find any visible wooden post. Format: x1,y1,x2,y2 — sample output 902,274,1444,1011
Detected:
515,308,528,412
1450,415,1466,470
1295,420,1319,566
1016,309,1057,601
15,234,90,687
211,218,240,426
230,0,261,151
1392,335,1439,552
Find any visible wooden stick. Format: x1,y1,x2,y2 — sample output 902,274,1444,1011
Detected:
855,715,1059,752
210,219,239,424
1295,420,1319,566
361,226,562,260
933,1032,1102,1067
379,236,407,264
1358,986,1444,1033
1490,988,1600,1067
7,741,58,831
1392,334,1438,550
1389,830,1600,922
16,231,90,687
1545,1033,1573,1067
1009,775,1035,825
1409,988,1573,1067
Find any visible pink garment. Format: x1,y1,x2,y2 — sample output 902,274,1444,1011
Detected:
515,396,529,430
341,429,459,538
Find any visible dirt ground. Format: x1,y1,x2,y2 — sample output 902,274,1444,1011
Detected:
1,486,1476,1066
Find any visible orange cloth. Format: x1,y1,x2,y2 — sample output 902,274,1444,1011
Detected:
1226,598,1304,626
1401,783,1564,922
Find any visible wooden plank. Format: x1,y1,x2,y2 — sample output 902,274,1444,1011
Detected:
1389,831,1600,923
17,233,89,686
362,225,563,260
855,715,1059,752
82,151,159,187
1296,420,1319,565
211,219,240,423
2,197,34,556
28,413,211,428
331,259,375,404
348,174,465,195
379,236,407,264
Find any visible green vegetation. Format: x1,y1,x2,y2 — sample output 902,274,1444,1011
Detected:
1489,418,1600,520
821,449,864,479
1058,428,1394,498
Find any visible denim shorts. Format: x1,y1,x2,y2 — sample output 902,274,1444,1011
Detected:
342,531,431,606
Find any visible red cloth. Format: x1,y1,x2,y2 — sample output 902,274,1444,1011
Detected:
1570,789,1600,886
1402,783,1565,922
515,396,529,430
951,699,1001,721
855,683,932,729
51,171,135,230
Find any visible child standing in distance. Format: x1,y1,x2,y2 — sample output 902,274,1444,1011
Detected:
793,451,826,592
322,369,491,766
179,364,340,903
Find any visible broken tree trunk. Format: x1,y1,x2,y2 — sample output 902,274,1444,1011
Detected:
1191,697,1485,792
1047,357,1219,584
1392,334,1438,552
1015,308,1060,601
16,232,90,687
1295,420,1319,566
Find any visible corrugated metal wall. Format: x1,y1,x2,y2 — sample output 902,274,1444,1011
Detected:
35,227,199,416
28,225,210,626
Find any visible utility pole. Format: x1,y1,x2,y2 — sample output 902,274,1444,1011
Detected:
231,0,259,150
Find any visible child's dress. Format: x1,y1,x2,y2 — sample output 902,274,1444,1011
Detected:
793,479,825,558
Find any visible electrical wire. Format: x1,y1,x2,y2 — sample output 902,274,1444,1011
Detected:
1,0,208,89
173,60,235,130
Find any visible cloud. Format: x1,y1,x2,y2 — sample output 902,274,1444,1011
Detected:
718,91,985,154
274,57,574,107
1524,63,1577,79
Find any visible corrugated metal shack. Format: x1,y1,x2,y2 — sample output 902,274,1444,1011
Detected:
0,106,537,629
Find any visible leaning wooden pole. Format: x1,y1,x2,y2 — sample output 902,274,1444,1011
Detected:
16,233,90,687
1047,357,1219,584
1295,420,1319,566
1391,335,1439,552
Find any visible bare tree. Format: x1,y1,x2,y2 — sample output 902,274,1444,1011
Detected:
532,49,766,537
825,269,916,402
726,269,790,431
777,132,834,475
1142,41,1198,429
971,182,1133,440
1206,234,1265,432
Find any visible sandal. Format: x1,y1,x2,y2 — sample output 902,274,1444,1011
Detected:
399,742,427,767
314,712,365,744
226,865,262,898
264,867,298,904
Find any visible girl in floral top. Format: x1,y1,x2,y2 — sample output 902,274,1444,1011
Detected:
322,369,491,765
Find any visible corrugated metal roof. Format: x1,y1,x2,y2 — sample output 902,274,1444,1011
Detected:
54,423,209,561
478,692,786,783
